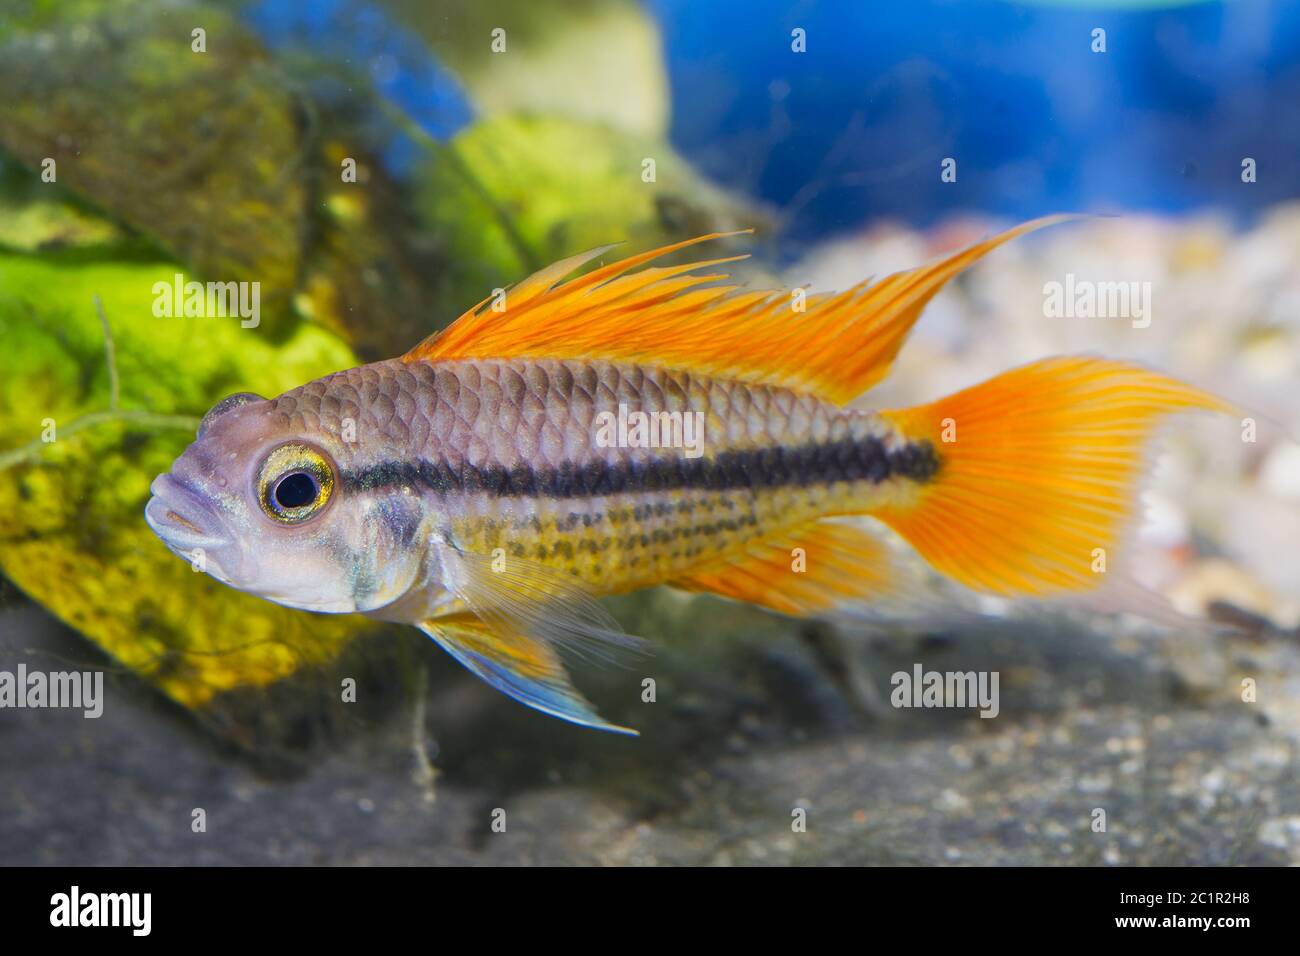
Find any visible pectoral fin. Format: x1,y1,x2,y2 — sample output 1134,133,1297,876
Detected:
417,615,637,734
419,544,645,734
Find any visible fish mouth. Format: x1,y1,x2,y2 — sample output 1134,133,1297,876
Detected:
144,472,232,556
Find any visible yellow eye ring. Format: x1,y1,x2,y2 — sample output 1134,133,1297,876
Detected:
256,443,336,523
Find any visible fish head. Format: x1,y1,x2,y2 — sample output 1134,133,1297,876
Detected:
145,388,428,615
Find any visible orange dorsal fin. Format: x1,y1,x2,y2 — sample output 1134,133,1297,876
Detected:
404,216,1076,404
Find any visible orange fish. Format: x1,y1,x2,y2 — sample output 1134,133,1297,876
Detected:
145,217,1225,733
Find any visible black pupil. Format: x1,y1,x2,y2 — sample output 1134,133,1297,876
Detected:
274,472,318,509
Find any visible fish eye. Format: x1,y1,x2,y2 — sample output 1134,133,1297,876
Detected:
256,443,336,523
274,472,319,509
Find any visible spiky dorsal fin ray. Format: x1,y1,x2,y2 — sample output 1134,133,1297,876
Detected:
404,216,1078,404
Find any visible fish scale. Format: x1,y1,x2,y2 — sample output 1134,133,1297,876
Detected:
271,357,851,466
268,356,921,592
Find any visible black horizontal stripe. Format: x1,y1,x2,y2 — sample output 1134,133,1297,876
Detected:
341,436,939,499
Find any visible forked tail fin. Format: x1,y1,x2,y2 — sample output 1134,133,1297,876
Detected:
872,356,1231,597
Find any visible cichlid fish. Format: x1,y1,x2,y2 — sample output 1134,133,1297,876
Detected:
145,217,1225,733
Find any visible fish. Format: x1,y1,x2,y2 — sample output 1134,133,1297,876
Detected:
145,216,1227,734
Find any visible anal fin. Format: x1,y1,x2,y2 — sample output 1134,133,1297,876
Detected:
670,519,897,617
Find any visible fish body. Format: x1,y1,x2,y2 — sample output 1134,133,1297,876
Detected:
147,219,1226,732
266,356,927,599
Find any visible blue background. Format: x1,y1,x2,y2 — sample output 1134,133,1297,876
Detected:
245,0,1300,242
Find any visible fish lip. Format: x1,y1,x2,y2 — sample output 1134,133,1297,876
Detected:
144,472,231,554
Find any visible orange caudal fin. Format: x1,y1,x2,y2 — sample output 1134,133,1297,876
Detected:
872,357,1232,597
